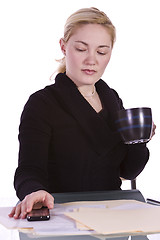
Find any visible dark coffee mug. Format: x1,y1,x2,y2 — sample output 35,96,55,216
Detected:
115,107,152,144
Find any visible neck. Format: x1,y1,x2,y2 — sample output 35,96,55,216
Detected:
78,85,96,98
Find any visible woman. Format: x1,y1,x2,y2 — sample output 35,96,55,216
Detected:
9,7,156,219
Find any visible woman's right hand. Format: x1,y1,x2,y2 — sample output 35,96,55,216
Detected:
8,190,54,219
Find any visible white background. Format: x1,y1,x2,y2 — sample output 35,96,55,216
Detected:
0,0,160,205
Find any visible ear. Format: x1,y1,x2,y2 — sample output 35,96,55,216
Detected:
59,38,66,55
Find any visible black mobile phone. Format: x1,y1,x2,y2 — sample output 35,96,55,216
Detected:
27,207,50,221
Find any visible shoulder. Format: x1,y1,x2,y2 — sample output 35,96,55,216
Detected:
21,84,58,119
110,88,124,110
111,88,121,100
96,79,124,109
27,84,56,104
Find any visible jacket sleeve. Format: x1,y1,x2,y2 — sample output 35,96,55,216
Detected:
120,143,149,180
111,88,150,180
14,92,52,201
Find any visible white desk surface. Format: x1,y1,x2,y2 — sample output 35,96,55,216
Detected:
1,195,160,240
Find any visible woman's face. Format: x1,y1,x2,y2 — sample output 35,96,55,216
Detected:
60,24,112,87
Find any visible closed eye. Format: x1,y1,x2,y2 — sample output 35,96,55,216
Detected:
97,51,107,55
76,48,86,52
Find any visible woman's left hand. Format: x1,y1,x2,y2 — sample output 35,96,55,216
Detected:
150,122,156,140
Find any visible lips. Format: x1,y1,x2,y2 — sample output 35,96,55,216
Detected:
82,69,96,75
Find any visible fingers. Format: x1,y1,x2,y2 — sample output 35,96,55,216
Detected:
152,122,156,135
15,202,26,219
8,202,26,219
150,122,156,140
26,191,54,210
8,206,16,218
8,190,54,219
24,192,40,212
43,192,54,209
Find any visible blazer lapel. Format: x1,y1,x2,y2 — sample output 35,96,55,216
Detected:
53,73,122,156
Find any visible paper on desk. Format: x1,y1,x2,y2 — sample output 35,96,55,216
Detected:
65,203,160,235
28,199,160,236
0,206,94,236
50,199,148,232
27,201,109,236
0,199,159,237
0,201,107,236
72,200,151,231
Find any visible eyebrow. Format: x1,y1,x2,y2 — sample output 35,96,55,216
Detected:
75,41,110,48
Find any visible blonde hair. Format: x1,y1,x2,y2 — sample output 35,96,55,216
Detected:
57,7,116,73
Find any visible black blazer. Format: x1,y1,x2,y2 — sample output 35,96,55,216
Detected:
14,73,149,200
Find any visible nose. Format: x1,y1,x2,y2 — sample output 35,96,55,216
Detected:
84,51,97,65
